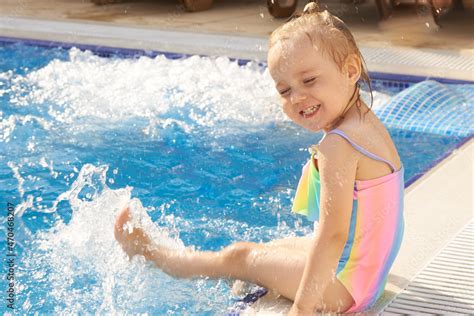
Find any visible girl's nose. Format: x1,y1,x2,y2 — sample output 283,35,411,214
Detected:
290,90,307,105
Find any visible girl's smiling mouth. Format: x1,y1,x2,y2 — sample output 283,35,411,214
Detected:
300,104,320,118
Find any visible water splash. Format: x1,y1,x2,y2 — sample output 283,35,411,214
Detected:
5,48,285,137
0,113,52,143
17,163,193,313
7,161,25,198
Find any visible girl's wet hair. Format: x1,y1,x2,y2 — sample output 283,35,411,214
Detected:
269,0,374,121
290,1,324,19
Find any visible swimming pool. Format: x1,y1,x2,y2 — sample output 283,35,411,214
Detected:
0,39,472,314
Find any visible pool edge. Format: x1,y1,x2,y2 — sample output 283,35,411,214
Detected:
1,15,473,82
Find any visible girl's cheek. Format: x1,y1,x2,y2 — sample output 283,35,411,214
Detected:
282,104,294,119
281,100,290,112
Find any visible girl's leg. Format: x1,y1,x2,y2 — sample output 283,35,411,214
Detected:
263,235,314,253
114,207,354,312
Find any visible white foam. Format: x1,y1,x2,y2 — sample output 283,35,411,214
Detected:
6,48,286,136
2,48,396,140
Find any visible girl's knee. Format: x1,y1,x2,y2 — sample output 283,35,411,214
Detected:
221,242,256,268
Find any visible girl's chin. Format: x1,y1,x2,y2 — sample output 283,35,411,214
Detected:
293,119,321,132
302,125,321,133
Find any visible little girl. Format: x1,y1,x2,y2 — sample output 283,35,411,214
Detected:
114,1,405,314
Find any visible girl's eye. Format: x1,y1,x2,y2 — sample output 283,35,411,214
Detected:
278,88,290,96
304,77,316,84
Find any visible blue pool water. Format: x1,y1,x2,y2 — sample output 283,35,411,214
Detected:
0,41,472,314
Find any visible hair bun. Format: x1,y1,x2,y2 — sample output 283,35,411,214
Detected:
303,1,322,14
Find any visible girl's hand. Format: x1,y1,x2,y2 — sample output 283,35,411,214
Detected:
288,304,314,316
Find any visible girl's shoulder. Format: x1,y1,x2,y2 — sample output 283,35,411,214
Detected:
323,116,402,179
331,109,394,156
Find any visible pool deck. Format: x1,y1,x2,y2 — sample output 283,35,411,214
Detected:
1,0,473,80
1,0,473,314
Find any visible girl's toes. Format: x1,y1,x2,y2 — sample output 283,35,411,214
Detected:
115,206,132,237
114,206,155,258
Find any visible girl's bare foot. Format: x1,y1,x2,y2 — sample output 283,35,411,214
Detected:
114,206,156,259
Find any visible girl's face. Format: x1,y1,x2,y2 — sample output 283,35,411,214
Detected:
268,33,356,133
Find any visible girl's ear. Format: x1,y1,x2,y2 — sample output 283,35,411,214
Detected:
344,54,361,85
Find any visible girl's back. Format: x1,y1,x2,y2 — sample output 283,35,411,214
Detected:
335,102,402,181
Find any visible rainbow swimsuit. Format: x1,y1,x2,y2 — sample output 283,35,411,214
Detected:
292,128,405,313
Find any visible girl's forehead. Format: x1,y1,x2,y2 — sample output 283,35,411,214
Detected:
270,35,318,60
268,36,324,79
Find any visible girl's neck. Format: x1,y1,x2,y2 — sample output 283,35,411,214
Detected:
323,88,364,133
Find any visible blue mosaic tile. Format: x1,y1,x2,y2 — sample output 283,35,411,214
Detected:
372,80,474,137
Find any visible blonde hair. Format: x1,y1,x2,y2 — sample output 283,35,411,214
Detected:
269,1,373,120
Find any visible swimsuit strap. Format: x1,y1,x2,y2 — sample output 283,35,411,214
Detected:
318,128,396,173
